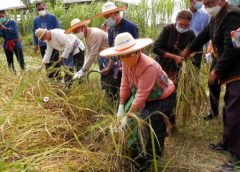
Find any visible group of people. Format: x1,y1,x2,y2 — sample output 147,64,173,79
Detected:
0,0,240,171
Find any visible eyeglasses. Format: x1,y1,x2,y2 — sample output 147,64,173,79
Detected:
120,52,138,59
37,8,45,11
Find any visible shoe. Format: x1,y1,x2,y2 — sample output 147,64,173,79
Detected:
203,112,218,121
208,142,227,152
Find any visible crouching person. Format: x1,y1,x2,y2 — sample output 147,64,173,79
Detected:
100,32,176,171
35,28,85,84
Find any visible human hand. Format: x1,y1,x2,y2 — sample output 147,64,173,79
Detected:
73,69,86,80
34,45,39,54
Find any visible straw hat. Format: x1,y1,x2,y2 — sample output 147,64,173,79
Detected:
95,1,126,18
65,18,91,34
35,28,47,40
100,32,153,57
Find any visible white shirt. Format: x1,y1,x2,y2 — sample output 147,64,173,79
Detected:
43,29,85,64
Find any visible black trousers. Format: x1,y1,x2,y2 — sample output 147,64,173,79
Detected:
222,80,240,159
101,71,121,102
132,92,176,169
72,49,85,72
40,45,60,78
4,47,25,71
208,80,221,116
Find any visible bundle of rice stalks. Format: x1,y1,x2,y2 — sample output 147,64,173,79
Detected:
176,58,209,125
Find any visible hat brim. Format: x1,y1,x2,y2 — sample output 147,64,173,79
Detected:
64,19,91,34
100,38,153,57
38,29,47,40
94,6,126,18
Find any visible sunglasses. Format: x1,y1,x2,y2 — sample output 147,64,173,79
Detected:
120,51,138,59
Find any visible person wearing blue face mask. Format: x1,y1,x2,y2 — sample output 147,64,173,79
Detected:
189,0,210,69
0,10,25,72
153,10,196,132
95,1,139,101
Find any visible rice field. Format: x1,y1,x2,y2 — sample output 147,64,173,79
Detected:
0,44,228,172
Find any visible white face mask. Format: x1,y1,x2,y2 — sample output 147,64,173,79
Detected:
75,32,84,39
176,24,189,33
39,10,47,16
205,5,221,17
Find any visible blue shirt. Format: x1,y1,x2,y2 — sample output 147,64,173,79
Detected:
0,19,21,49
190,9,210,36
33,13,60,46
108,18,139,46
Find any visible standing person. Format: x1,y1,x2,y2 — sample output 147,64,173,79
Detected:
95,1,139,101
152,10,195,128
180,0,240,171
33,2,60,78
35,28,85,83
189,0,210,68
0,10,25,71
100,32,176,171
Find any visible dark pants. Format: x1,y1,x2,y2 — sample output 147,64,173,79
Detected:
208,80,221,116
132,92,176,169
4,47,25,71
222,80,240,159
40,45,60,78
101,71,121,101
72,49,85,72
192,52,203,69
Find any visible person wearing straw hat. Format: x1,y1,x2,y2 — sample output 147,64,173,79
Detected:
33,2,60,79
100,32,176,171
95,1,139,101
65,18,117,98
35,28,85,83
65,19,110,79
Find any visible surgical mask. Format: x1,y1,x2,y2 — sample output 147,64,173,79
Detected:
0,17,6,24
205,5,221,17
106,17,116,29
193,2,203,10
75,32,84,39
176,25,189,33
228,0,240,6
39,10,47,16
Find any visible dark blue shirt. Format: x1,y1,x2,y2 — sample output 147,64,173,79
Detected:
108,18,139,46
33,13,60,46
0,19,21,49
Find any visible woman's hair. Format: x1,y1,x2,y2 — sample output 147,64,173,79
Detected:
176,10,192,21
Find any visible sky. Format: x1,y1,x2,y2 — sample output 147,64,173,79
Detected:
0,0,24,9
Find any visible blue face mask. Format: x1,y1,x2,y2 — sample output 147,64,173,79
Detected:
193,2,203,10
106,17,116,29
0,17,6,24
228,0,240,6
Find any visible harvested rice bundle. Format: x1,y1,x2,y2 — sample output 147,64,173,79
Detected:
176,58,209,125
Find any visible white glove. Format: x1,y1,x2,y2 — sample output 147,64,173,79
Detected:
116,104,125,118
205,53,212,64
119,116,128,131
73,69,85,80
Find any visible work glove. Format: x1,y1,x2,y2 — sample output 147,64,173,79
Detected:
205,53,212,64
114,116,128,132
73,69,85,80
116,104,125,118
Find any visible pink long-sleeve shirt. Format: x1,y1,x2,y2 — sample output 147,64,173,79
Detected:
120,53,175,111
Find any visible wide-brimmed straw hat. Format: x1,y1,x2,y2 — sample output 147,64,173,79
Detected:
100,32,153,57
95,1,126,18
35,28,47,40
65,18,91,34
